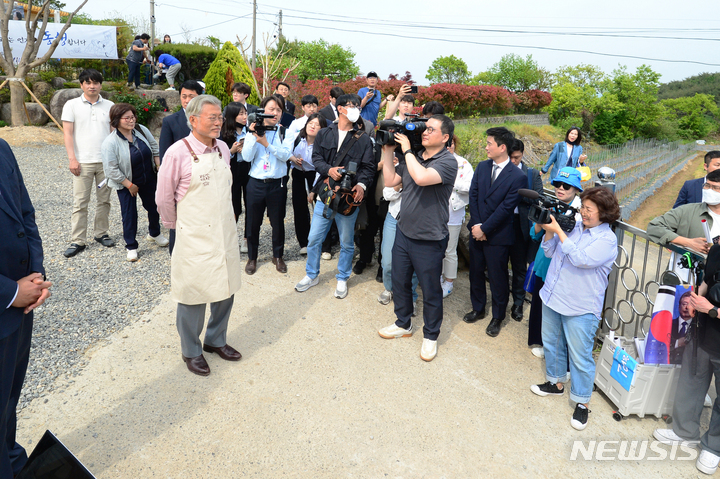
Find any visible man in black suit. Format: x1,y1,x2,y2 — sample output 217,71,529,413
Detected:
158,80,204,162
674,151,720,208
274,81,295,128
319,86,344,123
670,290,694,364
508,139,543,321
464,127,526,337
0,139,51,477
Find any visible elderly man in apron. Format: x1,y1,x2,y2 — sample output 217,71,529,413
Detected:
156,95,243,376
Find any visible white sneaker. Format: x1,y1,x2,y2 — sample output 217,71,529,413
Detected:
420,338,437,361
441,280,454,298
295,275,318,292
378,323,413,339
321,252,332,260
531,347,545,358
240,240,248,253
334,280,348,299
378,290,393,305
165,86,176,91
653,428,700,447
698,449,720,475
126,249,138,262
705,394,713,408
147,233,169,247
299,247,308,255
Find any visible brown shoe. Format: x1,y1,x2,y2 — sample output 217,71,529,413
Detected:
203,343,242,361
182,354,210,376
245,259,257,275
272,257,287,273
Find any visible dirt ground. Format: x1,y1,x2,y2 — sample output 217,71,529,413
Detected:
626,152,706,229
0,125,64,146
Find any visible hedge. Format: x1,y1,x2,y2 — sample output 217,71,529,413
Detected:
151,43,217,83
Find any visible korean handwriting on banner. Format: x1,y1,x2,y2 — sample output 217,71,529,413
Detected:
42,31,67,46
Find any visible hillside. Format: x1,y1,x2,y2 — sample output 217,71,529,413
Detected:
659,72,720,106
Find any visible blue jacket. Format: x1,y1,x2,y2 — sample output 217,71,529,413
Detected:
542,141,584,180
674,177,704,208
0,139,44,340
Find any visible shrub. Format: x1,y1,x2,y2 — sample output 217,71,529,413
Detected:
203,42,259,107
151,43,217,83
112,92,167,126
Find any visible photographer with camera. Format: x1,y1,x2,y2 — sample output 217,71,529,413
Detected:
376,115,458,362
241,95,294,275
294,94,375,299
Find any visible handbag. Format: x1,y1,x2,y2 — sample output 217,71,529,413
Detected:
317,129,364,218
524,261,537,293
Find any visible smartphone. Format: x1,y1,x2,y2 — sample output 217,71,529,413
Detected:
409,85,418,94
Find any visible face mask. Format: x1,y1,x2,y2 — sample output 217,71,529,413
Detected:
344,107,360,123
704,189,720,206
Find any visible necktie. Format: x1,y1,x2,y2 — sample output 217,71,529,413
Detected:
490,164,499,186
680,321,688,338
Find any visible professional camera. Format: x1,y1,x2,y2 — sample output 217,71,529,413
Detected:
518,189,578,233
247,108,277,136
335,161,358,193
376,115,427,156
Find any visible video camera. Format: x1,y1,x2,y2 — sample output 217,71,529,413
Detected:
376,115,427,157
519,189,578,233
247,108,277,136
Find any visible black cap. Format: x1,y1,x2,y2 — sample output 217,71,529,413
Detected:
367,71,378,78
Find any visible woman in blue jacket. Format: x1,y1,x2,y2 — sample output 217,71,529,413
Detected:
541,127,587,180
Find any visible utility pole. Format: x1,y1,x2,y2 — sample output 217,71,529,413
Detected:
278,10,282,40
150,0,156,86
251,0,256,70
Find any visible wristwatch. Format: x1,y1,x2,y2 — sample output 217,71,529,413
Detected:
709,307,719,319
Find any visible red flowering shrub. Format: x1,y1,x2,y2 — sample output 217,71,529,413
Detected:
516,90,553,113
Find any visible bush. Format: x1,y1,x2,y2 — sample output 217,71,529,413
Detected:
151,43,217,83
112,92,167,126
203,42,259,107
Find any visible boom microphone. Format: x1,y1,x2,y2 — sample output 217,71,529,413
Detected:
518,188,540,200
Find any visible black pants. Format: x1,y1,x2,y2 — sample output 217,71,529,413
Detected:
291,168,315,248
246,177,287,260
393,228,448,340
528,276,545,346
126,59,141,87
0,315,33,477
509,214,529,307
117,180,161,250
469,240,511,321
358,188,383,264
230,159,250,237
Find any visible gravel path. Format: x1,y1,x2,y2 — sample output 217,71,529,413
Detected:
16,144,314,409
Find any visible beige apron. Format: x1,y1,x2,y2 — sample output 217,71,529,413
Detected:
171,139,242,305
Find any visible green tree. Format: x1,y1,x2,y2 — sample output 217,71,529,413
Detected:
546,64,607,132
426,55,471,84
293,39,359,82
661,93,719,139
472,54,550,92
203,41,259,107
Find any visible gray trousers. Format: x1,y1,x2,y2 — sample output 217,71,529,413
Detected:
673,340,720,455
176,296,234,358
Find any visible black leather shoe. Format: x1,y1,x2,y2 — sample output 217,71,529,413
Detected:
182,354,210,376
245,259,257,275
353,260,367,274
376,265,383,283
203,343,242,361
463,310,485,323
63,243,86,258
511,304,524,321
486,318,503,337
271,257,287,273
94,234,115,247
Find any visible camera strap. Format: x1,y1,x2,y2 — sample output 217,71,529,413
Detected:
332,129,364,169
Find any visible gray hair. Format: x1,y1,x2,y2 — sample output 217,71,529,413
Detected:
185,94,222,130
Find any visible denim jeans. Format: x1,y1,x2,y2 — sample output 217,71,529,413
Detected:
126,59,141,87
541,303,597,404
306,201,358,281
381,212,417,301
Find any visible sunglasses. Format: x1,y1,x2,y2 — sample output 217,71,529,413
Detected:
552,182,574,190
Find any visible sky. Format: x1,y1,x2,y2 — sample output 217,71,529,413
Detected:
64,0,720,85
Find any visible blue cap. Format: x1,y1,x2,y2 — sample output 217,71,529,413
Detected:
552,167,583,192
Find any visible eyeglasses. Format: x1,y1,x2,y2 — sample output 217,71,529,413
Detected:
425,126,437,134
552,182,574,191
703,183,720,192
195,115,224,123
120,116,136,122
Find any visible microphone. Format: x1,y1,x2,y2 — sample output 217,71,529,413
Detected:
518,188,540,200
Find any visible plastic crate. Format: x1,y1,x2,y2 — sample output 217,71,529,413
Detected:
594,335,681,420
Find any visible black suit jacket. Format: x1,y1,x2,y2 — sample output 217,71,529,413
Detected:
285,100,295,116
518,163,544,238
468,159,527,246
0,139,44,340
159,110,191,161
669,316,691,364
674,177,704,208
319,104,337,123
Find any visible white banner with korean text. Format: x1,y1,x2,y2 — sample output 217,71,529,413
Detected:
0,21,117,62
